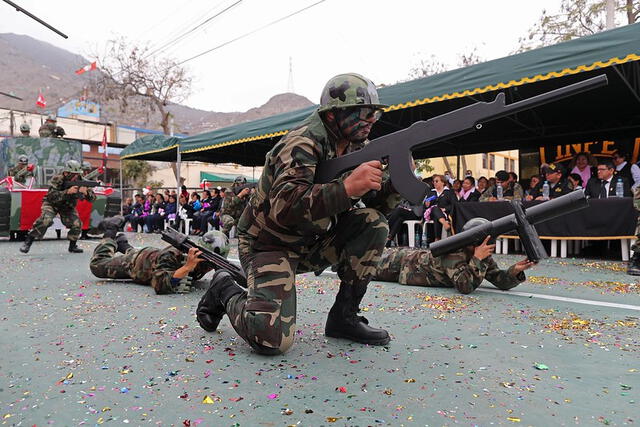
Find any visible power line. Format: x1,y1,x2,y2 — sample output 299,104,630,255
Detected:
177,0,326,66
145,0,242,60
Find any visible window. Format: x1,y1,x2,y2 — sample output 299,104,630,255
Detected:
82,144,91,152
509,159,515,173
489,154,495,170
482,153,488,169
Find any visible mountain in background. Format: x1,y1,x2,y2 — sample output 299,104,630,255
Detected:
0,33,314,135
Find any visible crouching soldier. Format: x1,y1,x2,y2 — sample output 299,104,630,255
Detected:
374,218,536,293
89,217,228,294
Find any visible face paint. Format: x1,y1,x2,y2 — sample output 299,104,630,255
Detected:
336,107,381,143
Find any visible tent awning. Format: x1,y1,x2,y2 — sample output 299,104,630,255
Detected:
122,22,640,164
120,134,181,160
199,171,258,183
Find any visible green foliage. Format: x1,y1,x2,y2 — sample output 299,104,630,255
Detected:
122,159,154,187
415,159,434,174
145,179,164,189
518,0,639,52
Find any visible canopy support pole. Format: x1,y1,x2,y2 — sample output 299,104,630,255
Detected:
176,146,181,199
119,159,123,213
613,64,640,106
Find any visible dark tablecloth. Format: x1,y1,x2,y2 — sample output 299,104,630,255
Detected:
453,197,637,237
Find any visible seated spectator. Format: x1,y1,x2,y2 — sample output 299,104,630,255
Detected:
480,170,524,201
193,190,213,235
524,175,541,198
612,149,640,190
526,163,572,201
181,185,189,200
386,199,424,247
121,197,133,216
476,176,488,195
144,193,166,233
124,194,144,231
458,176,481,202
568,173,583,190
569,152,596,188
464,169,473,178
423,174,455,240
164,194,178,225
488,177,497,189
444,171,455,186
451,179,462,200
508,172,518,184
133,194,154,232
584,159,632,198
194,189,222,236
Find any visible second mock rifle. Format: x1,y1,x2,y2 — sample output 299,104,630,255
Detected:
83,167,104,180
161,227,247,287
429,190,589,262
63,179,102,190
314,75,608,205
13,164,35,178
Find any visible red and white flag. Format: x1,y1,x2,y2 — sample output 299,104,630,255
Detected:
36,92,46,108
75,61,97,75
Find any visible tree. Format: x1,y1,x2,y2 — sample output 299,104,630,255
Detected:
91,38,192,135
518,0,639,52
415,159,434,174
122,159,155,187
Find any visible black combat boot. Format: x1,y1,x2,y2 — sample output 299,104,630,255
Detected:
80,229,90,240
68,240,83,253
98,216,125,240
628,252,640,276
115,233,133,254
325,281,390,346
19,234,34,253
196,270,244,332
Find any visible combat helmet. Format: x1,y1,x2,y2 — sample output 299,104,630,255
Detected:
18,154,28,164
19,123,30,132
233,176,247,186
462,217,493,246
82,161,93,172
199,230,229,258
64,159,83,174
318,73,388,113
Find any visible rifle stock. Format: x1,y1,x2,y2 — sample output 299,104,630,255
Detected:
314,75,608,205
161,227,247,287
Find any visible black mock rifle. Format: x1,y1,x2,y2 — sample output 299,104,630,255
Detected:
13,164,35,178
83,167,104,180
429,190,589,262
161,227,247,287
63,179,102,189
314,75,608,205
232,182,257,196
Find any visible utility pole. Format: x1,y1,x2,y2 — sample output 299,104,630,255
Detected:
606,0,616,29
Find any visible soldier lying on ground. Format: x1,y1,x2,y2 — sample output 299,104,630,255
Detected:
374,218,536,293
89,217,228,294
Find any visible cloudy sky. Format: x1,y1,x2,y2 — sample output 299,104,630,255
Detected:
2,0,562,112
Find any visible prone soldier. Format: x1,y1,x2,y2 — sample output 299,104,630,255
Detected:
7,155,34,184
219,176,251,237
374,218,536,293
89,218,226,294
20,160,95,254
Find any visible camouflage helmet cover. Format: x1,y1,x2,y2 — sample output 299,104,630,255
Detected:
461,217,493,247
64,159,83,174
234,176,247,186
199,230,229,258
18,154,29,163
20,123,30,132
82,161,93,171
318,73,388,112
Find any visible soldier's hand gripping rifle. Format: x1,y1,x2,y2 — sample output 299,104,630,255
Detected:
161,227,247,287
314,75,608,205
232,182,257,196
429,190,589,262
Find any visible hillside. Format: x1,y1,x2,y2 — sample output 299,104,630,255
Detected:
0,33,313,135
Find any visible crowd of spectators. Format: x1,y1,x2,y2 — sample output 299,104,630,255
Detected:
385,150,639,247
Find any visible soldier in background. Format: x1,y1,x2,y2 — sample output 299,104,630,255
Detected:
38,115,65,138
19,123,31,137
219,176,251,237
89,219,223,295
20,160,95,254
374,218,535,293
7,155,34,185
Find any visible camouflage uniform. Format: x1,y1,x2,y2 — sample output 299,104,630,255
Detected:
375,247,525,294
479,183,524,201
89,238,211,294
220,190,249,237
29,172,96,241
38,122,57,137
224,104,400,355
7,164,33,184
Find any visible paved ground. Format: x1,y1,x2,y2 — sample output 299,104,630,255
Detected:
1,232,638,426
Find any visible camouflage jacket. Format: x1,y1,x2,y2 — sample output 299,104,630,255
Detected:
44,172,96,209
130,246,212,294
479,183,524,202
238,111,401,251
221,191,248,219
38,123,56,137
375,247,525,294
7,165,33,184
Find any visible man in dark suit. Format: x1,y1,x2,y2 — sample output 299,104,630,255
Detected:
584,159,632,198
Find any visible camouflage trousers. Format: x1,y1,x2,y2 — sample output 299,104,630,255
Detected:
225,208,389,355
632,188,640,253
220,214,236,237
30,202,82,241
89,239,136,280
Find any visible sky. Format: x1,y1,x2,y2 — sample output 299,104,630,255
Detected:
1,0,562,112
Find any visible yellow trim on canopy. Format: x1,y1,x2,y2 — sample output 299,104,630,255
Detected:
121,144,179,159
182,130,289,154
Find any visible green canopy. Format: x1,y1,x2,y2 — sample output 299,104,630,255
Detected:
199,171,258,183
122,22,640,164
120,134,181,160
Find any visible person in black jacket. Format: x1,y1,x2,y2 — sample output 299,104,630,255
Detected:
386,199,424,246
526,163,573,200
584,159,633,198
195,188,223,236
457,176,481,202
424,174,455,240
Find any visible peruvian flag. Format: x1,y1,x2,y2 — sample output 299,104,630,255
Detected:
75,61,97,75
36,92,46,108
